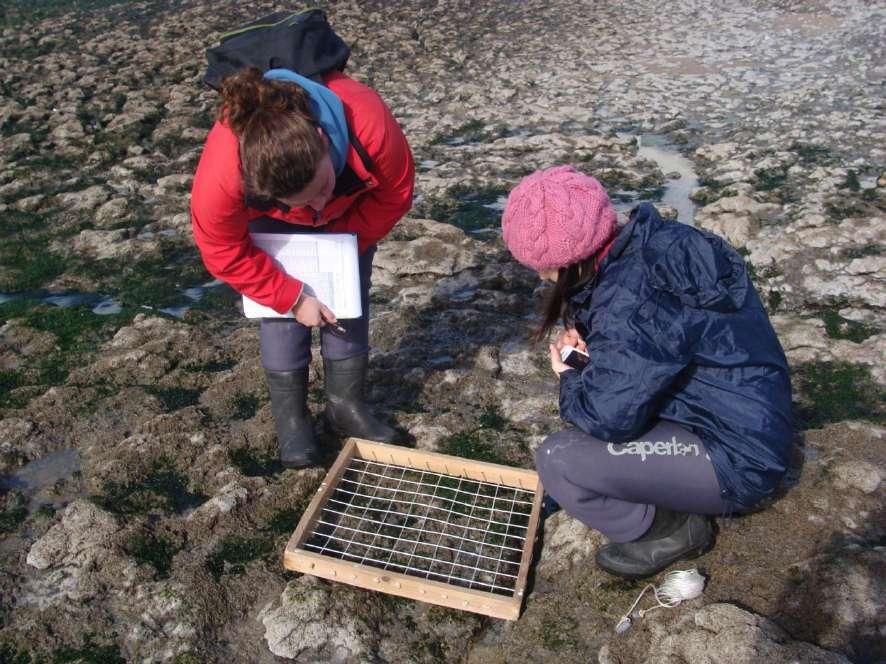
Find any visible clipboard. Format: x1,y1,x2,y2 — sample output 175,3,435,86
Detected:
242,232,362,319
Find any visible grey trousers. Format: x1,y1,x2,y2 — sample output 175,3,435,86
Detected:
536,421,727,543
249,217,375,372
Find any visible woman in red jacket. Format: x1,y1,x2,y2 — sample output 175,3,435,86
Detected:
191,67,415,467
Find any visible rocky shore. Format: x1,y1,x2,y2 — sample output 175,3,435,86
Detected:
0,1,883,662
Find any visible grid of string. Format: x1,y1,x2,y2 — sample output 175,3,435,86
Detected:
305,458,534,595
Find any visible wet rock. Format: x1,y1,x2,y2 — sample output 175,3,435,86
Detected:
776,546,883,662
498,341,539,377
832,460,881,494
695,194,778,247
50,117,85,142
57,185,111,211
60,228,162,260
0,417,35,445
119,582,198,663
23,500,138,610
13,193,46,212
70,315,197,385
770,315,885,382
474,345,502,375
601,603,851,664
658,204,679,220
536,511,606,579
26,500,118,570
94,197,132,227
0,417,36,472
259,576,373,662
154,173,193,193
375,236,485,277
1,318,59,369
405,419,453,451
186,480,248,526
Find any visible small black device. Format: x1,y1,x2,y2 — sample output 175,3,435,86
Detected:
560,345,590,370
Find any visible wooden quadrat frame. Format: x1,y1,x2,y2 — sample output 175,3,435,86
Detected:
284,438,543,620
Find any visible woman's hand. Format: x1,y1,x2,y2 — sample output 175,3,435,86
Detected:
549,344,572,375
554,328,587,353
292,294,337,328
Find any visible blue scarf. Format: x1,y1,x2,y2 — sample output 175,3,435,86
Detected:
263,68,349,175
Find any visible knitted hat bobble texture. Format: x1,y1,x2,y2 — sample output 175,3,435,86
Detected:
501,165,617,271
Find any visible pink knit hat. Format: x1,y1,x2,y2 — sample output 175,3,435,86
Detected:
501,165,617,271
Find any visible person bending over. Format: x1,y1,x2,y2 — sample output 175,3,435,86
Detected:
191,67,414,467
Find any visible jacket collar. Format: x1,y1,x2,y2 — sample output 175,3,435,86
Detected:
567,203,661,309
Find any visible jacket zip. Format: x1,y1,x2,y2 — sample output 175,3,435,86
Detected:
219,8,314,41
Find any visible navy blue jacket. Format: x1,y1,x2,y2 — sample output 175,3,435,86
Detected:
559,203,793,511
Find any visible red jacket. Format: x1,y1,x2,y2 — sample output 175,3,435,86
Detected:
190,71,415,314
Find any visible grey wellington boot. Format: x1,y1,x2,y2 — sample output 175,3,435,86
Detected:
595,508,714,579
323,354,399,442
265,368,320,468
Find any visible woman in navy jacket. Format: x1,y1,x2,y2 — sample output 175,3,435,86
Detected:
501,166,792,578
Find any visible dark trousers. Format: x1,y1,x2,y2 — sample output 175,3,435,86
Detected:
248,217,375,372
536,421,727,543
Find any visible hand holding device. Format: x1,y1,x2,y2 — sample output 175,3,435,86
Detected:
554,328,588,353
559,344,590,370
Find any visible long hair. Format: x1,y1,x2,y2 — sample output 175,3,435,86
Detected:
534,255,599,343
218,67,326,200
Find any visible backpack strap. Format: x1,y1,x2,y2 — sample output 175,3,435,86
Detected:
348,132,374,173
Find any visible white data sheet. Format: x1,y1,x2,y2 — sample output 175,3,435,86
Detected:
242,232,362,319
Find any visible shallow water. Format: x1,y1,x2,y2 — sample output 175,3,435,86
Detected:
0,279,225,319
0,290,121,315
0,448,80,495
437,133,699,236
613,133,699,225
635,134,699,225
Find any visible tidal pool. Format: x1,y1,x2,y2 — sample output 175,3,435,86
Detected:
614,133,699,225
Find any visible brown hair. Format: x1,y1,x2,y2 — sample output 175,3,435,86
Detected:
218,67,326,200
534,256,599,343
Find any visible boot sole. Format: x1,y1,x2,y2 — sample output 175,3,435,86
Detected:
323,411,401,443
280,452,322,469
598,540,714,580
280,460,320,469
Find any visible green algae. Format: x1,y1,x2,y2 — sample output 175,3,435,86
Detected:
753,166,788,192
264,507,302,536
820,308,879,343
538,613,579,651
0,370,22,408
793,361,885,429
144,386,202,412
842,243,882,259
228,447,283,477
841,169,861,192
0,244,66,293
424,184,509,233
790,141,833,165
206,535,274,581
478,405,508,431
439,430,507,465
52,634,125,664
0,642,32,664
92,459,207,516
430,119,509,145
125,532,181,578
0,495,27,534
230,393,260,420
